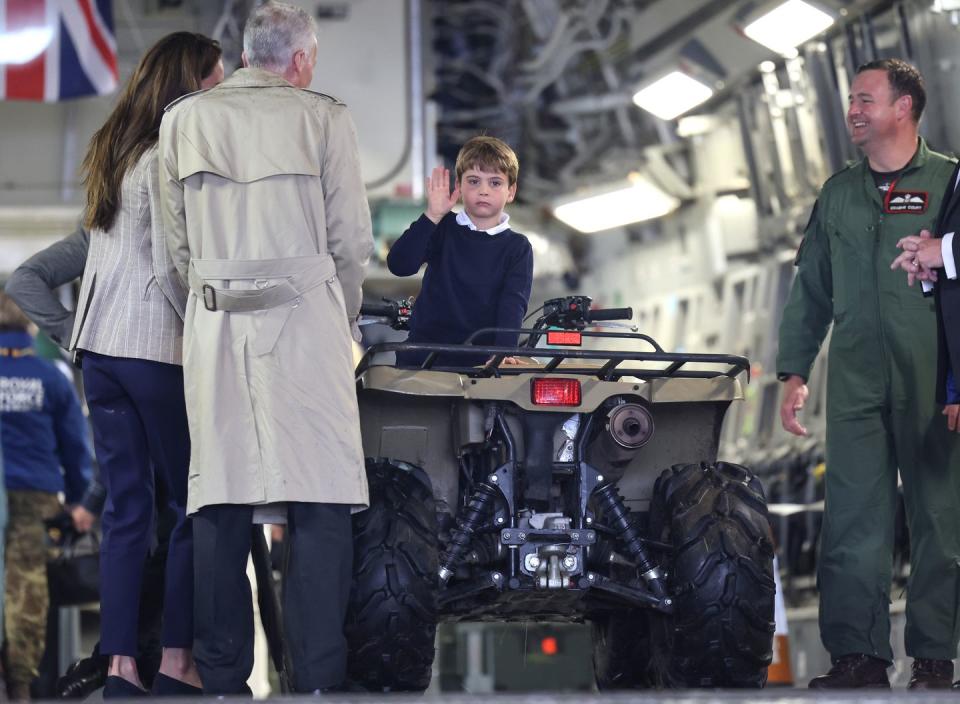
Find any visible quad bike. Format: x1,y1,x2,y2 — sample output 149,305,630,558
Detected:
345,295,776,691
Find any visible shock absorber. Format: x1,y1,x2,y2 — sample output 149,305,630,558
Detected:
593,482,667,598
439,482,498,584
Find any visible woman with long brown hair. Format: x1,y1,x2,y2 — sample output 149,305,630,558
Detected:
71,32,223,698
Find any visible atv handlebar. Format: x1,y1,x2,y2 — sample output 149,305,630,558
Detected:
360,295,635,338
359,302,397,318
532,296,633,332
585,307,633,322
359,298,413,330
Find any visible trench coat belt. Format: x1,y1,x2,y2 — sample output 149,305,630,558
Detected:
187,254,337,313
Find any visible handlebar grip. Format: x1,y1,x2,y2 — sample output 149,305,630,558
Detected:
359,302,396,317
585,307,633,322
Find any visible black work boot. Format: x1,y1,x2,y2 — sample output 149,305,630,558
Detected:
808,653,890,689
908,658,953,689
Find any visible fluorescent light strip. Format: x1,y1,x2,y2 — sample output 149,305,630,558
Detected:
554,178,680,233
632,71,715,121
743,0,834,58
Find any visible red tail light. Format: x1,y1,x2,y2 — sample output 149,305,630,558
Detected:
531,378,581,406
540,636,559,656
546,330,582,346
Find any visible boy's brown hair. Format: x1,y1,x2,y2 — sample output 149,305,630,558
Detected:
455,136,520,186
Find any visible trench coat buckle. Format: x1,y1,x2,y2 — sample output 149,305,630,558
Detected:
202,284,218,312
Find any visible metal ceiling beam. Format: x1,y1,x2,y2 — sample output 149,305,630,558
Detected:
627,0,744,66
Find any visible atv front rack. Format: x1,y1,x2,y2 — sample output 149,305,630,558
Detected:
356,327,749,382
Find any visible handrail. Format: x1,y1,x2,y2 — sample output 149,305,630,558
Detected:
355,339,750,382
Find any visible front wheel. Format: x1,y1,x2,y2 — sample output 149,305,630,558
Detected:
649,461,776,688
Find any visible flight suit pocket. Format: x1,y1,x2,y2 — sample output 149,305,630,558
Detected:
831,223,862,321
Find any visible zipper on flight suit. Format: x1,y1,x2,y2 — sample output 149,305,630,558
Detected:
871,184,895,662
871,175,907,396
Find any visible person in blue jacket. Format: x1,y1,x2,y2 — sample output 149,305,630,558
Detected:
0,292,92,700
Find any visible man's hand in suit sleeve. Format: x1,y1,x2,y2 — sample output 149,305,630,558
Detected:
779,375,809,437
891,229,941,285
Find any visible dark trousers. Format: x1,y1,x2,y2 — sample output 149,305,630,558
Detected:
81,352,193,655
192,503,352,694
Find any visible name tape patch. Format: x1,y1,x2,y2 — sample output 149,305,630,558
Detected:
885,190,929,214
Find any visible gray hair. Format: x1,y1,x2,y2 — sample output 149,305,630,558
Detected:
243,2,317,71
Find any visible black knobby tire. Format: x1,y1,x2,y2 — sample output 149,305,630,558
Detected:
345,460,439,691
649,461,775,688
591,611,654,689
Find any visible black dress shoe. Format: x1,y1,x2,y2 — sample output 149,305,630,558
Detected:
908,658,954,689
150,673,204,697
308,680,368,695
56,656,108,699
103,676,148,699
808,653,891,689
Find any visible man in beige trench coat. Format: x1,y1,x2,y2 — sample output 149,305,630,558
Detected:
158,1,374,694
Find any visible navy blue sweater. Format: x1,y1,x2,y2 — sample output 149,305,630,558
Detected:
0,331,92,503
387,213,533,364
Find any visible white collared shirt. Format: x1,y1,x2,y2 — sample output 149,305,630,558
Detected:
456,210,511,235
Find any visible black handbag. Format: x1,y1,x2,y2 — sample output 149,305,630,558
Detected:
45,514,100,607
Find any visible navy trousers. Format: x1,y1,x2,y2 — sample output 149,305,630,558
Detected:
192,503,352,694
81,352,193,656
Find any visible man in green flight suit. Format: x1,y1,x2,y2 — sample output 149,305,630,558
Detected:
778,59,960,689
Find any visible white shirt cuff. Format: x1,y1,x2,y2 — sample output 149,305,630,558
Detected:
944,232,957,280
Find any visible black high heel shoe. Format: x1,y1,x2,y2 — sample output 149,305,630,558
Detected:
103,676,148,699
150,673,204,697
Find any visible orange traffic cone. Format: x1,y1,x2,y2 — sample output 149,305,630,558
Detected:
767,555,794,686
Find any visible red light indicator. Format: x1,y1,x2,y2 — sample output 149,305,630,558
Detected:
541,636,558,656
546,330,582,346
531,378,581,406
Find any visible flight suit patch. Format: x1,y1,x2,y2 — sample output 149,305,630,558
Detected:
884,190,929,214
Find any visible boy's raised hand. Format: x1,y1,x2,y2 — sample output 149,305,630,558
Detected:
425,166,460,224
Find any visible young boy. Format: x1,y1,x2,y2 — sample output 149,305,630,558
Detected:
387,135,533,367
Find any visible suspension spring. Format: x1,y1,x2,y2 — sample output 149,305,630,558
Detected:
439,482,498,584
593,482,666,598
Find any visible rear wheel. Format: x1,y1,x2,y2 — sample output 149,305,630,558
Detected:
649,461,775,688
591,610,654,689
345,460,438,691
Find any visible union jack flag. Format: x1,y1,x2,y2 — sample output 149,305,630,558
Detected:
0,0,118,102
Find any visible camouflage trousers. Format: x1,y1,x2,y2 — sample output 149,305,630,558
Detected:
5,491,61,691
